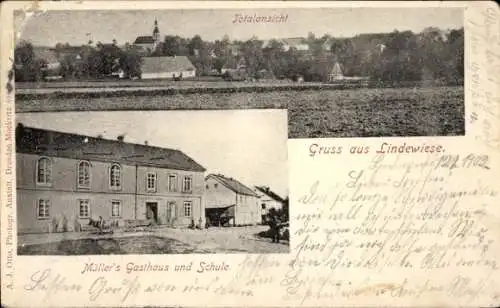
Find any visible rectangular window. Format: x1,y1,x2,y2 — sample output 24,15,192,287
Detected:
183,201,192,217
109,164,121,190
78,161,91,189
146,172,157,192
36,157,52,185
111,200,121,217
168,174,177,192
78,199,90,218
37,199,50,219
182,176,192,192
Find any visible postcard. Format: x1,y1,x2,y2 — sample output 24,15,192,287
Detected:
1,1,499,307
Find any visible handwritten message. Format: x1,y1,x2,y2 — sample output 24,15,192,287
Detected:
468,4,500,151
22,258,259,304
285,145,499,306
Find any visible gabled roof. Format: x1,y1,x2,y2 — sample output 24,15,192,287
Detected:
56,46,93,61
134,36,155,44
281,37,307,46
32,47,60,64
141,56,196,74
205,203,236,210
16,124,206,172
254,186,285,203
206,174,259,197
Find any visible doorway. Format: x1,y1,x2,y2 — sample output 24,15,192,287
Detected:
146,202,158,223
166,202,177,227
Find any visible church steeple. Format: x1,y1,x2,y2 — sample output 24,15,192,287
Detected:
152,19,160,43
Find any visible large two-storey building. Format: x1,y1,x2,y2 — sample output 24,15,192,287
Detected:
16,124,206,234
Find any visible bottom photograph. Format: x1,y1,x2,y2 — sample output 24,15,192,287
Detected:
15,109,289,255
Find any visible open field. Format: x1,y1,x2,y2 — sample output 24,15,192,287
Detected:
15,86,464,138
15,78,291,90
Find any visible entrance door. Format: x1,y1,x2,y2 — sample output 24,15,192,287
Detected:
146,202,158,223
166,202,177,227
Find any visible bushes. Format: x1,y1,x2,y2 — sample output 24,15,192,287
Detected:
257,226,290,241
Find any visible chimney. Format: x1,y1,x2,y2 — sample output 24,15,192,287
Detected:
16,123,25,136
117,135,125,142
15,123,25,145
144,140,149,146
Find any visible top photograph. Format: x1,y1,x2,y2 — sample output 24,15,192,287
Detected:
13,7,464,138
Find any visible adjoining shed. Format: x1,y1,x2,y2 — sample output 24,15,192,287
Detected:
204,174,260,227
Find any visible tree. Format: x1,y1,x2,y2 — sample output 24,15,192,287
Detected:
14,41,46,81
444,28,464,84
262,39,285,76
188,35,204,56
163,35,180,56
119,49,143,79
240,38,265,75
83,43,124,77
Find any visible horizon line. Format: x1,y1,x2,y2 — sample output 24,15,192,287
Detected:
18,25,463,48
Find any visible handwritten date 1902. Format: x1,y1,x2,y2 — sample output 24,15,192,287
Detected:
435,154,490,170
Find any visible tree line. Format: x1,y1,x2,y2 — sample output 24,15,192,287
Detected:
15,26,463,85
14,42,143,81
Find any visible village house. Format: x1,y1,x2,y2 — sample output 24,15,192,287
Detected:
139,56,196,79
32,47,62,71
16,123,206,234
262,37,310,52
15,47,63,80
204,174,260,227
253,186,285,223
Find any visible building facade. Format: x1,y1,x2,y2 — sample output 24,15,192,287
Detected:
140,56,196,80
16,124,206,234
204,174,260,227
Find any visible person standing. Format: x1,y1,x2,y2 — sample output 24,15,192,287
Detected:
98,216,104,234
268,208,281,243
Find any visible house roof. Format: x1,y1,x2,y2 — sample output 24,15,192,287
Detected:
15,124,206,172
32,47,60,64
207,174,259,197
141,56,196,74
254,186,285,203
281,37,307,46
205,203,236,210
56,46,93,61
134,36,155,44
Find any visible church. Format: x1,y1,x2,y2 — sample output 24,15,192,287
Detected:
129,19,197,79
133,19,161,55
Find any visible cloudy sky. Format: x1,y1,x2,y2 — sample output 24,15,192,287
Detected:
15,7,463,46
16,109,289,198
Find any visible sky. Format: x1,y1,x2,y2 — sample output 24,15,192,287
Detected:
16,109,289,198
15,8,463,47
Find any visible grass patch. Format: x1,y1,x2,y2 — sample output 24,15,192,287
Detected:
17,235,198,255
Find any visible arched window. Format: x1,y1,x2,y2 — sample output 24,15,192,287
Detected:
36,157,52,185
109,163,121,189
77,161,91,188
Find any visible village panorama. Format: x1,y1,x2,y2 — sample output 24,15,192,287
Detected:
15,8,464,138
